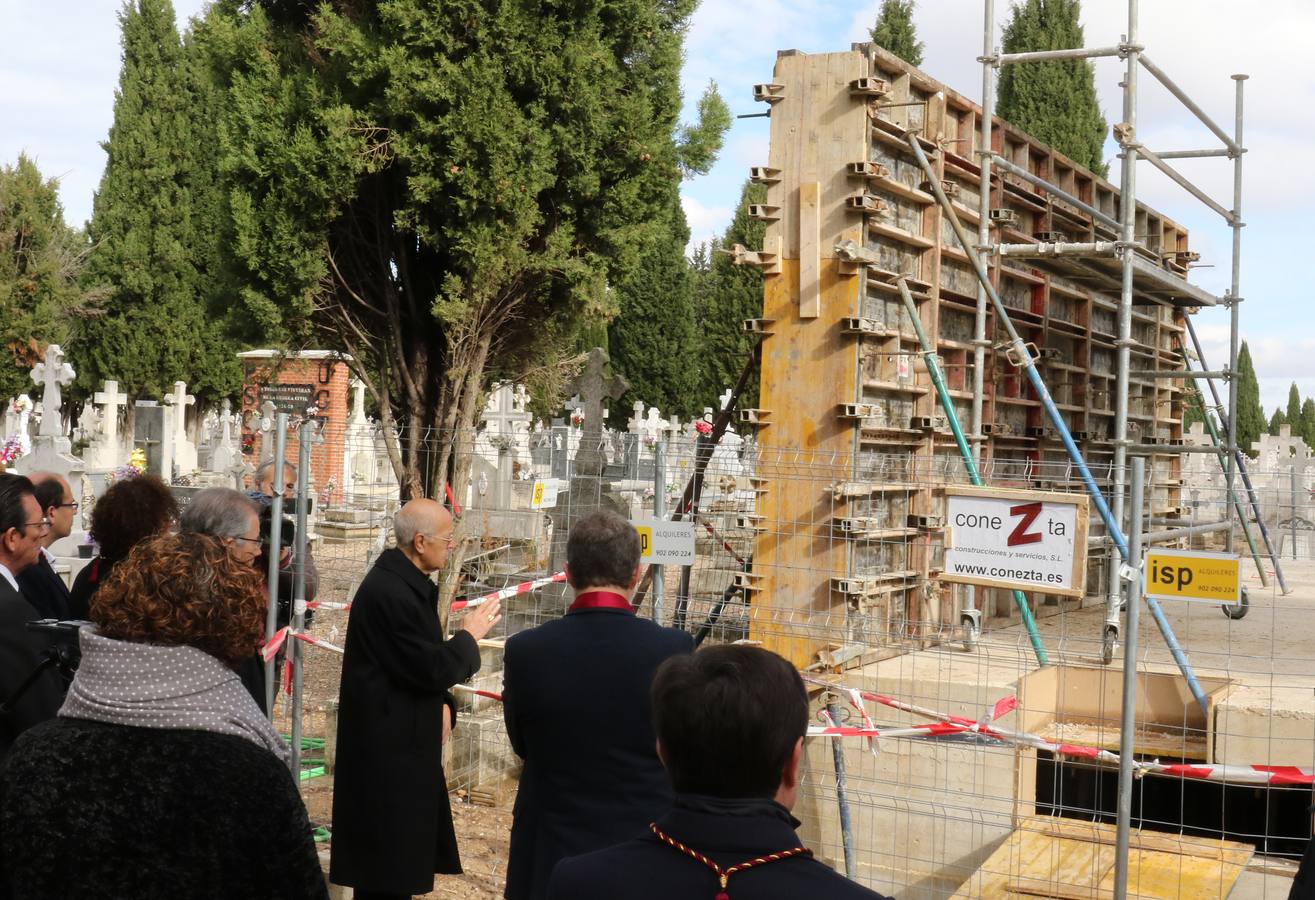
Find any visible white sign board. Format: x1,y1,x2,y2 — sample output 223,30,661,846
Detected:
634,519,696,565
529,480,559,510
941,486,1089,598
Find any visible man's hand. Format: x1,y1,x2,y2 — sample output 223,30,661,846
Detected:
461,597,502,641
442,704,452,745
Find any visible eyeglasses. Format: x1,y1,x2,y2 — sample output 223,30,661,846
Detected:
232,536,263,546
18,518,51,534
420,532,457,546
55,501,79,510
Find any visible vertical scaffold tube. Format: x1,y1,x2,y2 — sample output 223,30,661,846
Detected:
902,132,1210,718
826,699,858,880
895,277,1048,666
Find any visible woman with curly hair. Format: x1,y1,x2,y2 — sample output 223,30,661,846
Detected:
0,532,327,899
67,475,177,620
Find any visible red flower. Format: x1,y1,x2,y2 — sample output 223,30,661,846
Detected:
694,420,712,435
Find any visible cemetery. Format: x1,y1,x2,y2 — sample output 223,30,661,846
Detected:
3,0,1313,898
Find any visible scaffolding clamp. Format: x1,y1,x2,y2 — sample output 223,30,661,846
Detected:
1003,342,1041,369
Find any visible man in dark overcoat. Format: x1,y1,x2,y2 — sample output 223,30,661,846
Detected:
330,498,502,900
15,472,73,621
547,645,891,900
0,473,65,754
501,510,693,900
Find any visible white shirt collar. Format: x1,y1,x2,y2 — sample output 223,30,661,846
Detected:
41,547,55,565
0,563,18,594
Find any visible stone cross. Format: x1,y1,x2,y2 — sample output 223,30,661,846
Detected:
164,381,196,443
349,379,368,426
719,388,733,411
567,348,629,480
30,345,75,437
483,383,533,440
212,398,237,474
93,380,128,442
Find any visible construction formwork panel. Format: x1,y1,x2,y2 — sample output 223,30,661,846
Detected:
749,46,1197,666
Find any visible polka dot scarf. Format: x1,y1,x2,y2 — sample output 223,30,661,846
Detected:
60,629,291,765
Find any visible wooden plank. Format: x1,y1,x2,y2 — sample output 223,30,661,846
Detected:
799,181,821,317
952,816,1253,900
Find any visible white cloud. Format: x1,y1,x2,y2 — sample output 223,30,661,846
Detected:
681,194,733,252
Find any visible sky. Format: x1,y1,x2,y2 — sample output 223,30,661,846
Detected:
1,0,1311,413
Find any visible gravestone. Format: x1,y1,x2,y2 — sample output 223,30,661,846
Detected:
165,381,198,476
84,380,128,471
132,402,175,481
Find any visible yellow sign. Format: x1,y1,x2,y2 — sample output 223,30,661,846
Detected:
1143,549,1241,605
636,525,653,557
531,482,545,507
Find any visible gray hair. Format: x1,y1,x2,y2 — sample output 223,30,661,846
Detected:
254,459,297,487
180,488,259,540
394,504,423,550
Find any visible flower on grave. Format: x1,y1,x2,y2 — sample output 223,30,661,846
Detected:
107,464,140,484
9,396,31,415
0,436,23,466
642,433,657,448
128,448,147,473
643,487,655,499
694,420,712,436
319,477,338,505
570,411,584,427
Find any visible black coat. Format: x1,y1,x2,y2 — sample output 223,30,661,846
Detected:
15,555,70,621
329,548,481,895
547,795,892,900
0,717,327,899
0,578,63,756
502,605,693,900
67,557,115,622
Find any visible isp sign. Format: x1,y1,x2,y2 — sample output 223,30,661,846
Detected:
941,486,1090,597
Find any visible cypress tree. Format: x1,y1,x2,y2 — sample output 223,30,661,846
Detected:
871,0,925,66
608,82,730,419
1269,408,1287,437
1286,383,1302,428
1235,341,1264,456
0,156,97,401
1301,398,1315,447
997,0,1108,176
77,0,240,407
693,179,767,410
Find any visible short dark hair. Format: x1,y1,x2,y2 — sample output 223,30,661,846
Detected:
0,473,35,534
651,645,808,799
31,474,66,514
566,510,641,588
90,476,179,562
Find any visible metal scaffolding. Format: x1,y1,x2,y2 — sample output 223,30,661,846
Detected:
972,0,1262,664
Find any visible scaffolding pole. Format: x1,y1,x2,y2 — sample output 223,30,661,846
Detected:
1226,74,1248,558
894,275,1048,666
1106,0,1141,665
905,131,1211,718
1184,319,1289,593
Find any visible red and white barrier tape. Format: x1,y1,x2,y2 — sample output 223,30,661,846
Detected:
303,570,568,615
450,572,567,611
805,675,1315,787
452,683,504,703
695,516,747,567
261,626,345,662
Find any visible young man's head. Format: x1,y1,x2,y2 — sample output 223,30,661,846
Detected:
564,510,641,594
651,645,809,808
30,472,75,547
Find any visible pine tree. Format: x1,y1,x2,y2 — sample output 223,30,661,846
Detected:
1269,408,1287,436
0,156,98,401
76,0,240,408
871,0,924,66
1235,341,1265,456
693,180,767,410
997,0,1108,176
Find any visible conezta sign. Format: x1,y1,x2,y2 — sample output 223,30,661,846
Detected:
941,486,1090,598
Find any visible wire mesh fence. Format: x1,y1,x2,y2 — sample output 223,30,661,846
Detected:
265,413,1315,898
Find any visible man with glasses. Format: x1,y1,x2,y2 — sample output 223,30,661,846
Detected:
331,498,501,900
0,473,63,754
17,472,76,620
